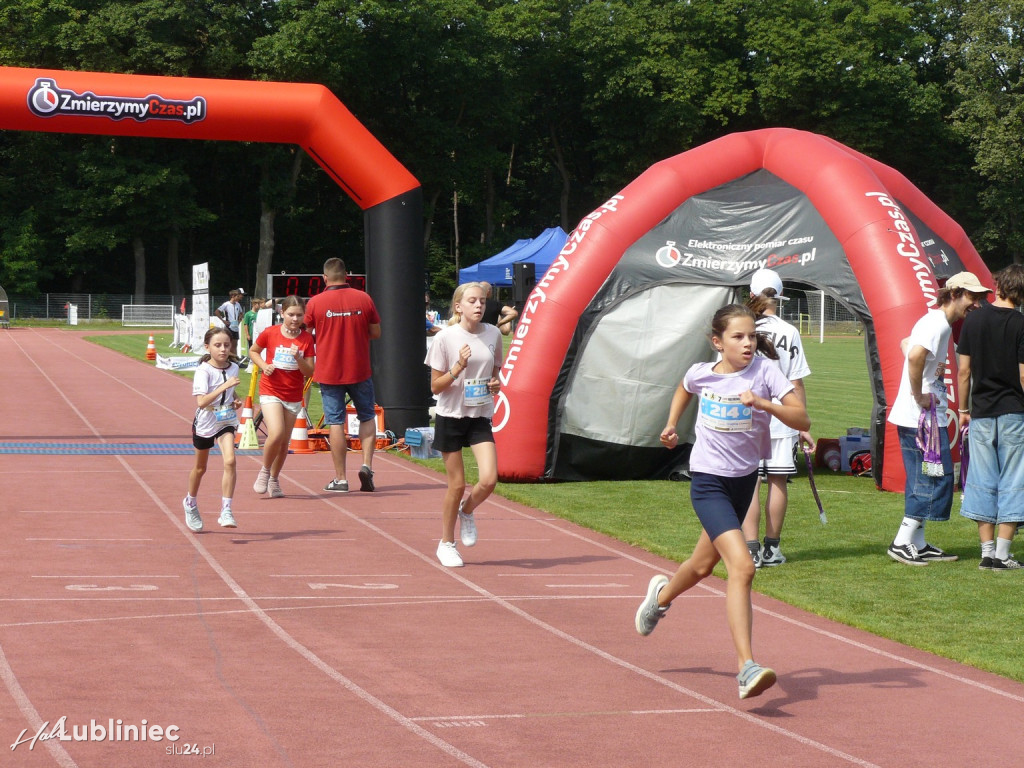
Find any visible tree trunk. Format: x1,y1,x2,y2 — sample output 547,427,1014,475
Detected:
167,229,184,297
254,150,303,299
133,235,146,302
256,201,276,299
551,124,571,231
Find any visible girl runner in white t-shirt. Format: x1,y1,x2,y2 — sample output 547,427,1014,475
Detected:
634,304,810,700
183,327,243,532
424,282,502,567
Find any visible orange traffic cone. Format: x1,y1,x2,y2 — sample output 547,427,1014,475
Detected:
288,407,315,454
146,335,156,361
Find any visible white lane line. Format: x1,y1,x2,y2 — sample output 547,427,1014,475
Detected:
32,575,180,579
412,707,725,722
26,537,153,542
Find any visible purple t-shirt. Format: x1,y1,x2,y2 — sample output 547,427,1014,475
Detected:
683,356,795,477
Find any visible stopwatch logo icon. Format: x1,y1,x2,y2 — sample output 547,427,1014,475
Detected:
29,80,59,114
655,241,682,268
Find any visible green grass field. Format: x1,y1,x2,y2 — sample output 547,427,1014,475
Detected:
85,330,1024,683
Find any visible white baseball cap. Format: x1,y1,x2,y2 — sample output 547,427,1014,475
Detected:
749,268,786,300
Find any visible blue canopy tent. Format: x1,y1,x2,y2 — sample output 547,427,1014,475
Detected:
459,227,569,286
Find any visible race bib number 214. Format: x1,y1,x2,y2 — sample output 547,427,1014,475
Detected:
698,389,752,432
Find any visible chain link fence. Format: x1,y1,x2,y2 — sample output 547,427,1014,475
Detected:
5,294,192,322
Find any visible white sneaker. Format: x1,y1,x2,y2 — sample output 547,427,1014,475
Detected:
458,499,477,547
267,477,285,498
436,540,464,567
217,509,237,528
183,497,202,532
253,467,269,494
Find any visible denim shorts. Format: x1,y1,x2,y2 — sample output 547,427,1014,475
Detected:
897,424,952,522
689,471,759,541
960,413,1024,524
319,379,376,425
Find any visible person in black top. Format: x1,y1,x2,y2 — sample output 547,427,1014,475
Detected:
479,281,518,335
957,265,1024,570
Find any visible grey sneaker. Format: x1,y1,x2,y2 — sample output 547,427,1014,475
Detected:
761,546,786,567
458,498,477,547
267,477,285,498
635,574,670,636
749,543,763,569
217,509,237,528
737,660,777,699
253,466,270,494
358,464,375,492
183,497,202,532
324,479,349,493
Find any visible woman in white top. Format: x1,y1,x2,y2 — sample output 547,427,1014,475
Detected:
424,283,503,567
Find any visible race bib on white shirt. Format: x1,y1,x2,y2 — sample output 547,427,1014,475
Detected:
214,405,236,423
273,344,299,371
463,377,491,407
698,389,753,432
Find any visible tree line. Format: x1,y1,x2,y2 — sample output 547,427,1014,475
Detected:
1,0,1022,301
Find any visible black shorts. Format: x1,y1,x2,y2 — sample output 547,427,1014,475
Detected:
193,425,235,450
433,415,494,453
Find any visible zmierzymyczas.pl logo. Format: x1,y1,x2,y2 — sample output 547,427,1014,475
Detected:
27,78,206,123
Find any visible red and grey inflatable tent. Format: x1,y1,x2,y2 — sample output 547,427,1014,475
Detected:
493,128,991,492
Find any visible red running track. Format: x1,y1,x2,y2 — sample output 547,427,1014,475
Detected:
1,328,1022,768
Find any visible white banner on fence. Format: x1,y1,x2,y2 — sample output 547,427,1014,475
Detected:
155,354,202,371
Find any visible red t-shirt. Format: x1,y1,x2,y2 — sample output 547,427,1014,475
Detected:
254,325,315,402
304,285,380,385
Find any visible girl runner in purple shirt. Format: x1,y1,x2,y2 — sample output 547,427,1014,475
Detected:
634,304,810,700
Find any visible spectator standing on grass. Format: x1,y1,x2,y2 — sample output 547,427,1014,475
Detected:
215,289,245,345
241,296,263,354
957,266,1022,570
742,269,814,569
425,282,502,568
182,327,242,532
304,258,381,493
249,295,315,499
635,304,809,700
480,281,518,336
886,272,989,566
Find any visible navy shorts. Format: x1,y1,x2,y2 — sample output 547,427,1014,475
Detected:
689,471,759,541
433,414,494,453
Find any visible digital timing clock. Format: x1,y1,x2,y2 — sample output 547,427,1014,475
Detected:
267,273,366,299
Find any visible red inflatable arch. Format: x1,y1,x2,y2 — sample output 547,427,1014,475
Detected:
494,128,990,492
0,66,429,433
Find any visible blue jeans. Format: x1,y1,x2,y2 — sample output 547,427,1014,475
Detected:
960,414,1024,524
897,424,952,522
319,379,376,425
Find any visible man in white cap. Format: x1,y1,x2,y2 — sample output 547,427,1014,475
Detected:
886,271,991,565
744,268,814,568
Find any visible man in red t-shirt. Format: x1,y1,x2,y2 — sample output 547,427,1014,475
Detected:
304,258,382,493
